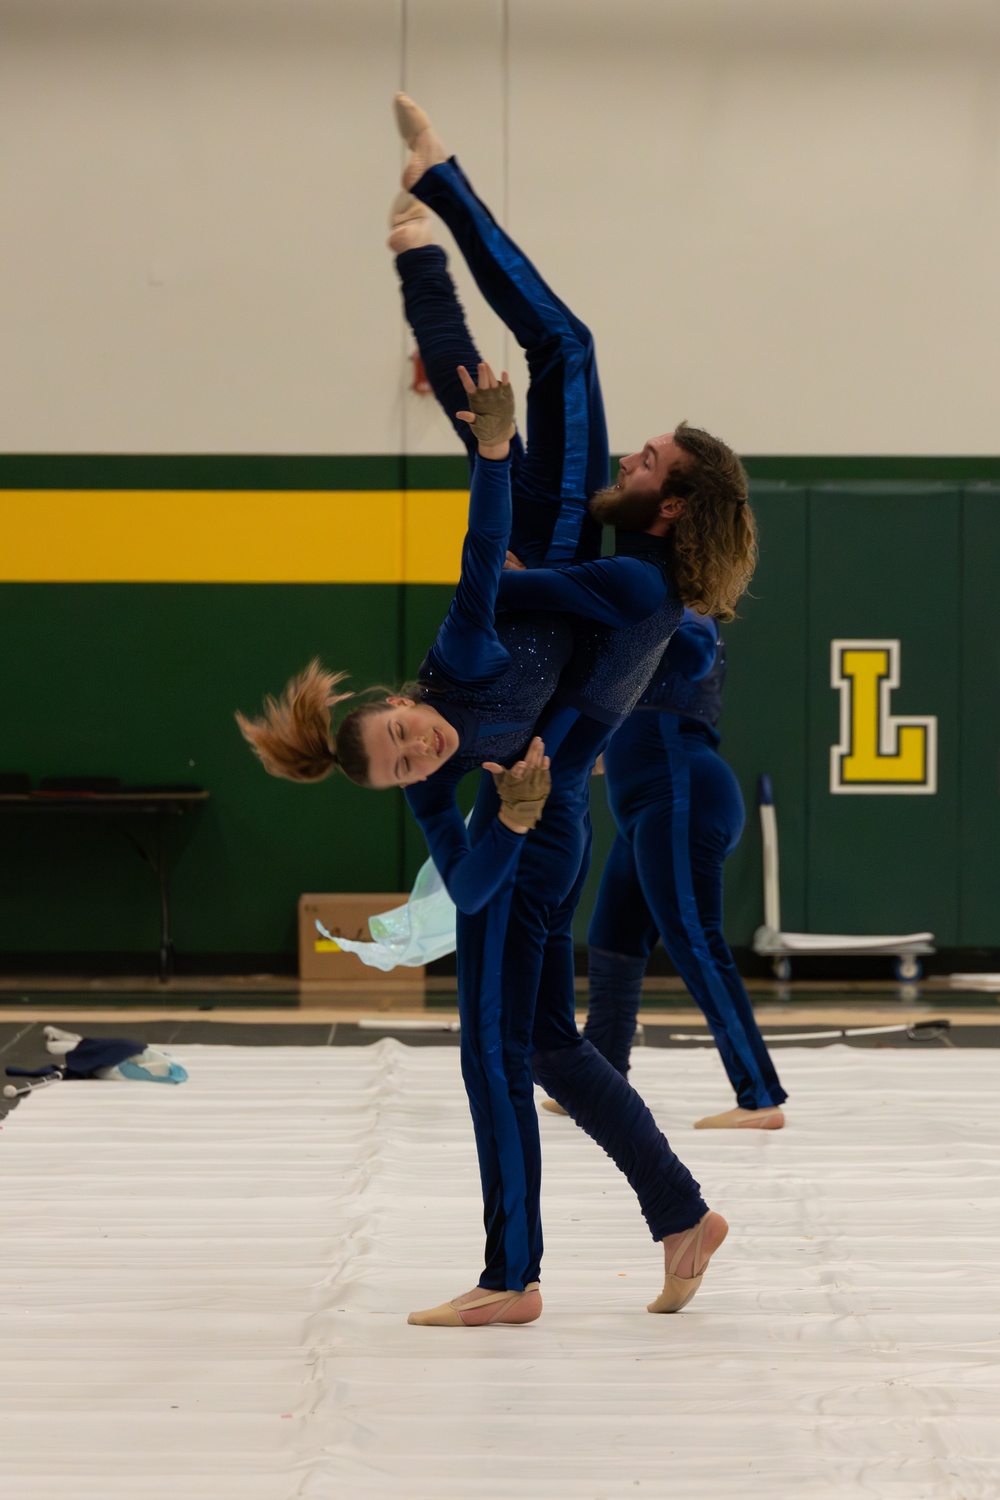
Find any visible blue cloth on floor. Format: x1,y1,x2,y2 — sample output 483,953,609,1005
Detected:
7,1036,188,1084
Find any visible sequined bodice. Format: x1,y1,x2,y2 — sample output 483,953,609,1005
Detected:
555,592,685,727
418,610,573,771
637,641,726,726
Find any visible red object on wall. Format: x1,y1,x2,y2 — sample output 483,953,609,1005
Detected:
410,349,432,395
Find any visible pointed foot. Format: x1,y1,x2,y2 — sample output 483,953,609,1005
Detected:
393,92,448,190
394,91,431,146
649,1211,728,1314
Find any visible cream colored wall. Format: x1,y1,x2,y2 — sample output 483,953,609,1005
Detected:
1,0,998,456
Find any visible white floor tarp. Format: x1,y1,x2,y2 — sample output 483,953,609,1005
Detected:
1,1040,998,1499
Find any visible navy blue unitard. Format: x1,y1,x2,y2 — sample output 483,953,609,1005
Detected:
397,160,708,1294
403,454,573,912
588,611,787,1110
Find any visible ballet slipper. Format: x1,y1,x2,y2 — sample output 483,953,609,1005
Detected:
394,92,431,146
387,191,434,254
540,1097,569,1116
393,92,448,190
694,1105,785,1131
408,1282,542,1327
648,1210,728,1314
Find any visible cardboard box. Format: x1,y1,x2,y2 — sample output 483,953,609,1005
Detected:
297,893,425,985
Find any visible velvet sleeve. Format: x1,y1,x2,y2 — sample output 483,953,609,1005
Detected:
425,456,513,687
663,610,719,681
495,556,667,627
405,770,524,915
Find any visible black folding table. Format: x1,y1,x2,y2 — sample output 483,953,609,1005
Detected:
0,789,210,980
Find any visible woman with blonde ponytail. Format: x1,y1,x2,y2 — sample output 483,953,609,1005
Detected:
239,359,568,915
235,661,347,786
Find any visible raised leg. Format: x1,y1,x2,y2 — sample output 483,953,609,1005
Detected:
394,242,528,473
413,160,606,565
393,97,607,561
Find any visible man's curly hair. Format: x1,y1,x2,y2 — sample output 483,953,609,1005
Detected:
661,420,756,621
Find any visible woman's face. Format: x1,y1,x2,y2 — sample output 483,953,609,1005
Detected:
360,698,461,789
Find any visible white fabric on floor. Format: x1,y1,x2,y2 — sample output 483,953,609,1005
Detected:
1,1041,998,1499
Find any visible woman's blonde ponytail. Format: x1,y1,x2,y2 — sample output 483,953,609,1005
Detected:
236,659,354,784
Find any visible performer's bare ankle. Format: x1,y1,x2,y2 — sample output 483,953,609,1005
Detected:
387,191,434,254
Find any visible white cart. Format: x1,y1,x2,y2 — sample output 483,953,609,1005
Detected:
751,774,935,981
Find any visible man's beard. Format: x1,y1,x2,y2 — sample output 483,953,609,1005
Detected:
588,482,665,533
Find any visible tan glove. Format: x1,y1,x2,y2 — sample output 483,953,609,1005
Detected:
493,763,551,830
466,380,516,447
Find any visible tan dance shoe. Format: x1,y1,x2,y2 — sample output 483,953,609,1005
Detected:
408,1282,542,1327
540,1097,568,1116
694,1105,785,1130
393,92,449,190
393,91,431,146
648,1210,728,1314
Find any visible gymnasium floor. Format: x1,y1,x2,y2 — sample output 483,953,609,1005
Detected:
1,982,999,1498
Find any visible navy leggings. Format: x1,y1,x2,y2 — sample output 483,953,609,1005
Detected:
397,162,708,1291
589,716,787,1110
401,156,605,566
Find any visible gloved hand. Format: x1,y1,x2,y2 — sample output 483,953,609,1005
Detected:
483,736,552,833
492,762,551,830
457,360,515,448
466,380,515,446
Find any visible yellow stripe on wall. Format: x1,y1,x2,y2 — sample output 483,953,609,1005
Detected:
0,489,471,584
403,490,469,584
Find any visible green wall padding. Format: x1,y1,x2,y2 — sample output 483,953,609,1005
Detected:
0,583,407,954
959,489,1000,945
2,480,998,960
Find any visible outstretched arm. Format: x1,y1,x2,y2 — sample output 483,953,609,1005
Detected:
424,362,516,687
495,555,669,627
405,736,549,914
406,782,524,914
